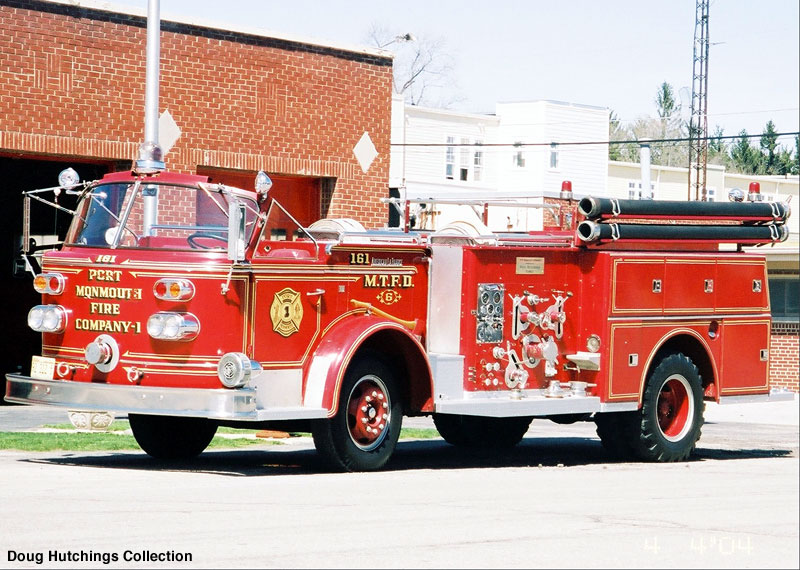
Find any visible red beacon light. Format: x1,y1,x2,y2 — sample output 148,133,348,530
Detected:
560,180,573,200
748,182,762,202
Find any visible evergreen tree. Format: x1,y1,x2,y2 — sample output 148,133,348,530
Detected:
729,130,759,174
655,82,678,120
707,125,729,167
608,110,638,162
758,120,779,174
651,82,685,167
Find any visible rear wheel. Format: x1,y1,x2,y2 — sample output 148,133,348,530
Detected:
433,414,532,448
595,353,704,462
312,356,402,472
634,353,704,461
129,414,217,460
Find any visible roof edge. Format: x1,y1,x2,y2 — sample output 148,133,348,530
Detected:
35,0,393,60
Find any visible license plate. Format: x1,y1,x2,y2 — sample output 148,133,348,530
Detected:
31,356,56,380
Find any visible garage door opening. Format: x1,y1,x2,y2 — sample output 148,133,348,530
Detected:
0,155,114,399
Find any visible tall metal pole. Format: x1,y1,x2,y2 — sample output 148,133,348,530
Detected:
640,144,652,199
136,0,165,172
688,0,709,201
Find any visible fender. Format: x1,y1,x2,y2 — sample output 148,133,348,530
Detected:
303,314,434,418
637,327,719,404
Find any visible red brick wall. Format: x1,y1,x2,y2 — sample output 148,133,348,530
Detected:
0,0,392,227
770,322,800,392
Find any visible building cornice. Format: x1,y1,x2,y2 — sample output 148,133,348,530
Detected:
24,0,392,61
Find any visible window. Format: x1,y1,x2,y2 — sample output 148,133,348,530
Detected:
549,143,559,169
513,143,525,168
627,180,655,200
769,278,799,321
445,137,456,179
445,136,455,179
66,182,258,251
706,187,716,202
473,141,483,182
460,137,470,181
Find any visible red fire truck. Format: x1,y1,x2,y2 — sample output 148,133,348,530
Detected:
4,165,792,471
4,0,793,472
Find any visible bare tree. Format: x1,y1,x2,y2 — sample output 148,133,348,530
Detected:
610,82,689,167
367,24,461,107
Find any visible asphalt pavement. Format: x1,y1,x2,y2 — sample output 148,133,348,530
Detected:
0,397,797,569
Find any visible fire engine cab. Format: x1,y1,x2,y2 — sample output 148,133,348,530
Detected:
4,165,792,471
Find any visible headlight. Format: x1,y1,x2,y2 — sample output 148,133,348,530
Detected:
28,305,67,333
217,352,261,388
586,334,601,353
28,307,45,330
146,312,199,341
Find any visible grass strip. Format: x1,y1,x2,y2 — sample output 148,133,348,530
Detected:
0,425,441,452
0,432,275,452
43,422,441,440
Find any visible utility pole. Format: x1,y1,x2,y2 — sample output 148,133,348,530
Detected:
688,0,709,201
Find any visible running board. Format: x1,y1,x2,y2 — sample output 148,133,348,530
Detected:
435,394,605,418
718,389,796,405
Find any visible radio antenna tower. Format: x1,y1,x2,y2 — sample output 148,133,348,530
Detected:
688,0,710,201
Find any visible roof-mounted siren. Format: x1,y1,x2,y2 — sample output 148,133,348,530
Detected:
56,168,80,197
134,0,165,174
748,182,763,202
728,187,745,202
559,180,573,201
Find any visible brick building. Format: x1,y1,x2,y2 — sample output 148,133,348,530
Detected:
0,0,393,380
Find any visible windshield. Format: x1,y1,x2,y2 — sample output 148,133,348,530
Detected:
65,182,259,251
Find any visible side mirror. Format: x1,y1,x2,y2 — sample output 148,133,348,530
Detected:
227,200,247,262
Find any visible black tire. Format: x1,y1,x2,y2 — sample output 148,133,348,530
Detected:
433,414,532,449
129,414,217,460
633,353,704,462
595,411,638,460
312,355,402,472
596,353,704,463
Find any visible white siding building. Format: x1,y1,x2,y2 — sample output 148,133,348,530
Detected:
390,95,609,231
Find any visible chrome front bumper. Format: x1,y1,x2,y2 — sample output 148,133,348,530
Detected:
4,374,326,421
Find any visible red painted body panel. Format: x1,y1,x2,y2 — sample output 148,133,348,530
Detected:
41,248,247,389
719,320,770,395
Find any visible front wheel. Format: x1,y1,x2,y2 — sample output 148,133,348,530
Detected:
312,355,402,472
129,414,217,460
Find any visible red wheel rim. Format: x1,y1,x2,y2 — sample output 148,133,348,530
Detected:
346,375,390,451
657,374,693,442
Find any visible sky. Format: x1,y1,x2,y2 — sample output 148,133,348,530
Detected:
109,0,799,148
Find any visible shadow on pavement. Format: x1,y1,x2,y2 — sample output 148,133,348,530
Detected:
18,435,795,477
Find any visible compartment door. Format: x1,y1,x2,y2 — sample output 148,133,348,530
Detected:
719,320,770,395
